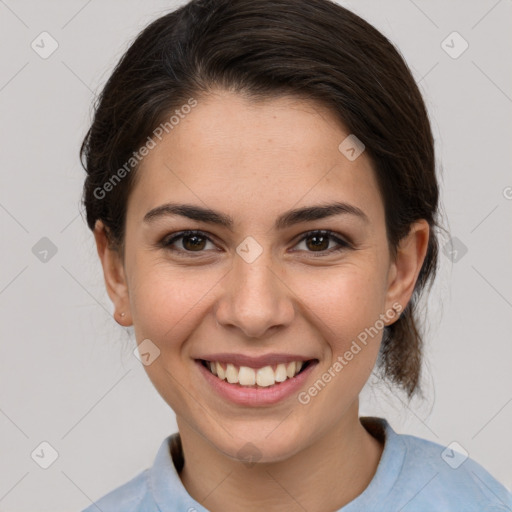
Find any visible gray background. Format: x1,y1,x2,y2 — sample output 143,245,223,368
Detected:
0,0,511,510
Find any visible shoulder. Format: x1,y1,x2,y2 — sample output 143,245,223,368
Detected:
393,430,512,511
81,433,186,512
81,469,150,512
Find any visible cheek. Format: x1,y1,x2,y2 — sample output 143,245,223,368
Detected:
128,262,221,346
290,263,386,339
127,265,221,412
127,243,388,350
287,264,387,392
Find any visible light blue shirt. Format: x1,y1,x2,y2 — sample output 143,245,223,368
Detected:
82,417,512,511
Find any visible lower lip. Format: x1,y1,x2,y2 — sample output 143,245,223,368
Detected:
195,359,318,407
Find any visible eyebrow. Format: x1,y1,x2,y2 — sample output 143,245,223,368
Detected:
143,201,369,230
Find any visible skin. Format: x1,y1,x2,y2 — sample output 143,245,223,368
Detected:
94,89,429,511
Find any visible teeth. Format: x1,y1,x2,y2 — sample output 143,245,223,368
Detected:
225,363,238,384
215,362,225,380
256,366,275,387
286,361,296,378
239,366,256,385
205,360,307,387
275,363,288,382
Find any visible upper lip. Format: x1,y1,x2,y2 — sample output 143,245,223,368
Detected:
196,353,316,369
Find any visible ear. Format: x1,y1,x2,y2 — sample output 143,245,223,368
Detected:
93,220,132,326
384,219,430,324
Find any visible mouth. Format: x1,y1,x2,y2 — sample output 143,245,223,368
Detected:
195,356,319,406
197,358,315,388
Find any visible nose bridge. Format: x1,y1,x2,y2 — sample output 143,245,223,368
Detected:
215,245,294,338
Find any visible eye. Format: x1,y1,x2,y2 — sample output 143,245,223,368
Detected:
160,230,217,255
159,229,350,257
293,230,350,255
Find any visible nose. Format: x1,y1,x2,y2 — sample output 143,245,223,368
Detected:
214,250,295,339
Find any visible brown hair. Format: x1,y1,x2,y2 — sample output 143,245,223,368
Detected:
80,0,442,398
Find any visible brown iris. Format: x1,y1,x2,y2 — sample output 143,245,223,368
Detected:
305,233,330,251
182,234,207,251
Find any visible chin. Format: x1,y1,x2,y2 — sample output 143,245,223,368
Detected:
204,420,309,465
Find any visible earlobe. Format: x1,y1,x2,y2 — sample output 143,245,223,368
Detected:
93,220,132,325
384,220,430,320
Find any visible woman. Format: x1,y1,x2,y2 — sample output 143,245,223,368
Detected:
80,0,512,510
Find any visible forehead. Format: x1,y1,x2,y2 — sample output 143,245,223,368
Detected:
127,90,384,229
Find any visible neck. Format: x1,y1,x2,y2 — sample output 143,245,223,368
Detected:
176,403,384,512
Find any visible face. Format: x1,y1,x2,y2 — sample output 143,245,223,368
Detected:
97,89,427,463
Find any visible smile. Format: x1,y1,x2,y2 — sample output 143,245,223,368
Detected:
200,359,312,388
195,357,319,406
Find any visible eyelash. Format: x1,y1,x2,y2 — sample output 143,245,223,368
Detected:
159,229,350,257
